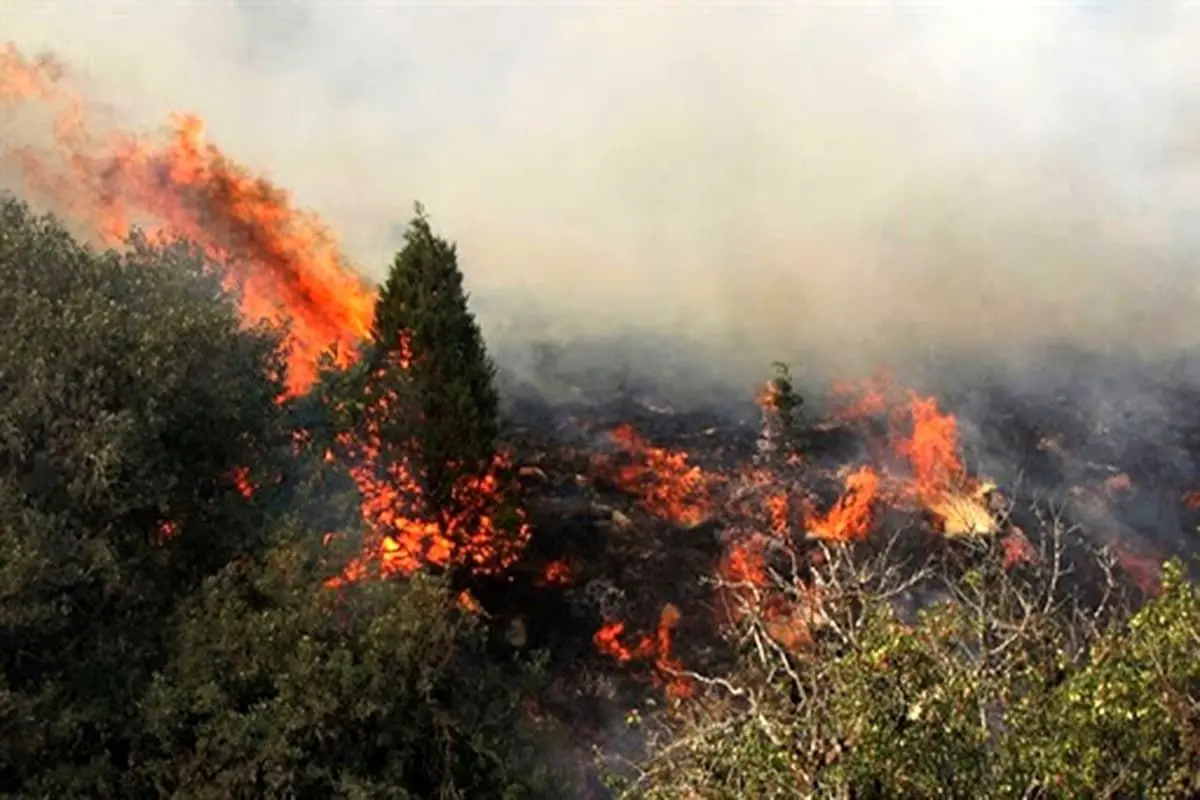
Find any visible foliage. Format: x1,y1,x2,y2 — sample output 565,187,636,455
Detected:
0,198,559,798
618,516,1200,798
135,530,560,799
367,204,501,521
0,197,289,794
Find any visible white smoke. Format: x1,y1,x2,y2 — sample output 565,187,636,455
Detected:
6,2,1200,389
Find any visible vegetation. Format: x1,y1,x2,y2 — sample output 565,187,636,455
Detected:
0,197,556,798
0,194,1197,798
327,203,522,579
369,205,500,505
612,523,1200,798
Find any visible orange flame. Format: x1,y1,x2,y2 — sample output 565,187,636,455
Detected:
593,604,694,699
540,559,574,587
892,393,968,505
805,465,881,542
2,43,374,397
604,424,718,527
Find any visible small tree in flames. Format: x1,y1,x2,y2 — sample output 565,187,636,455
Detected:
362,203,522,576
756,361,804,462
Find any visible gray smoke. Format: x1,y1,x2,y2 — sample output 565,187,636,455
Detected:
6,2,1200,393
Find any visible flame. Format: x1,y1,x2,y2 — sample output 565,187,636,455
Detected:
231,465,256,499
1,43,374,397
330,429,531,585
540,559,573,587
593,604,694,699
804,465,881,542
824,376,996,536
716,533,772,625
892,394,967,505
603,424,719,527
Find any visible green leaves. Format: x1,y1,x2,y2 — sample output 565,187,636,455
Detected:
623,527,1200,798
0,198,287,794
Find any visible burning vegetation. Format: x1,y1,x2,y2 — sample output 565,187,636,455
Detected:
1,42,1199,798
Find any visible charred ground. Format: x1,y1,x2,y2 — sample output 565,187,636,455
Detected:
467,345,1200,794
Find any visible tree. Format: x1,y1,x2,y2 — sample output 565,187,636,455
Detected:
756,361,803,462
361,204,514,572
134,524,563,799
0,196,290,794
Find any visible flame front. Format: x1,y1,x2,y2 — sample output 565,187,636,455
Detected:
602,424,718,527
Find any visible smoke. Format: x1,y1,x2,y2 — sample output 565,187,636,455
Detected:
6,2,1200,390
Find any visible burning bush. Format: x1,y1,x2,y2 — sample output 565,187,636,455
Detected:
607,517,1200,798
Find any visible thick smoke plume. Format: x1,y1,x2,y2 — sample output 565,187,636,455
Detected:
5,3,1200,390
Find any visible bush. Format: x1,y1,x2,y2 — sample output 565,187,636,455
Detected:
617,512,1200,798
0,197,289,794
135,528,560,799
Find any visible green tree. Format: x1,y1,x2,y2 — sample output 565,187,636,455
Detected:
0,196,290,795
361,204,511,571
134,515,561,799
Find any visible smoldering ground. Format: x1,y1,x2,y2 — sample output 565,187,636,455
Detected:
5,2,1200,397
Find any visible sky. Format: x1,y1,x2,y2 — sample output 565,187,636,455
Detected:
5,2,1200,389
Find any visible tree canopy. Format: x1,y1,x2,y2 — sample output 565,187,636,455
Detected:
0,196,557,798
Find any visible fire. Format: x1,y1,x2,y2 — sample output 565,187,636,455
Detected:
892,394,968,504
2,43,527,592
7,44,1170,706
804,465,881,542
593,604,694,699
597,374,1001,677
231,465,256,499
1,43,374,397
540,559,573,587
603,424,719,527
824,376,996,536
326,371,531,585
716,533,772,624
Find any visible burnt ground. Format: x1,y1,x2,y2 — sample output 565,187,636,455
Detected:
470,348,1200,794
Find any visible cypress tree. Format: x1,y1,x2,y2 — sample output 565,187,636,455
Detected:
367,203,502,545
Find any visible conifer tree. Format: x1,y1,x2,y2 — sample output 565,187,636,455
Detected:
367,203,503,545
756,361,803,461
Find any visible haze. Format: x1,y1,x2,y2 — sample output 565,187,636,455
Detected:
5,2,1200,390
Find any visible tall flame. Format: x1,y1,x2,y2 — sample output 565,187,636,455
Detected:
1,43,374,396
